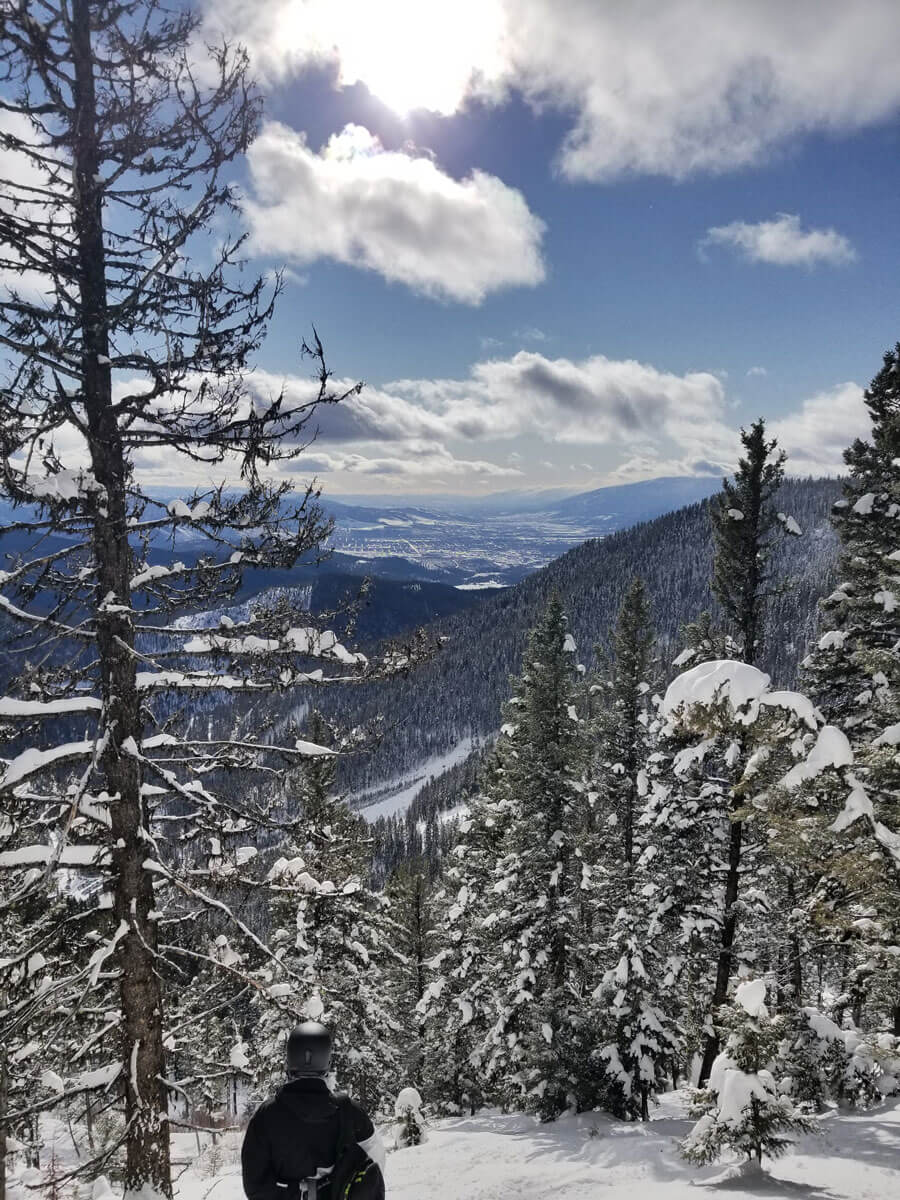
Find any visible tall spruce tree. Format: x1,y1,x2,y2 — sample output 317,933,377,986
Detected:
480,595,600,1119
594,578,656,878
250,722,402,1114
699,422,793,1083
788,345,900,1033
384,860,437,1090
419,757,513,1114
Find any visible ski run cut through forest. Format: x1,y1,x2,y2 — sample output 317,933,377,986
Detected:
1,5,900,1200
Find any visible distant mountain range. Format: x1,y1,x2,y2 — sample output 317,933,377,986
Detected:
312,476,843,811
318,475,727,584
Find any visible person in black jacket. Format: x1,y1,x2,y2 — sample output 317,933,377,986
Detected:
241,1022,385,1200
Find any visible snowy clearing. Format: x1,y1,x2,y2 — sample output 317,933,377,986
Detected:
153,1095,900,1200
356,737,476,821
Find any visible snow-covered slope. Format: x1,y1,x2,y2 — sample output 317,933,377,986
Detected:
159,1094,900,1200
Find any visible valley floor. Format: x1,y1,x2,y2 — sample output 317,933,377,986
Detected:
168,1092,899,1200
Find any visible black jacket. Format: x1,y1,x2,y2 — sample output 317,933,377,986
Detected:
241,1078,375,1200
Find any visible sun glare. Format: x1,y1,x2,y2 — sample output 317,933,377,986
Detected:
317,0,506,117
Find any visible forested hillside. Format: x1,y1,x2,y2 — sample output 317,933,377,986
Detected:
333,476,841,799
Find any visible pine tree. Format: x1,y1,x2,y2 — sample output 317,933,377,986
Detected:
419,753,514,1113
595,888,680,1120
593,578,656,881
681,980,816,1172
251,722,401,1113
384,860,438,1089
796,345,900,1035
0,6,430,1190
699,421,795,1083
480,595,600,1119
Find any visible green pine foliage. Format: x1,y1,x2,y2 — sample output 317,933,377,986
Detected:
480,595,601,1119
681,981,816,1169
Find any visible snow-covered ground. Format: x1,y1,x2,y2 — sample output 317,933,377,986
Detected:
159,1094,900,1200
7,1094,897,1200
355,737,476,821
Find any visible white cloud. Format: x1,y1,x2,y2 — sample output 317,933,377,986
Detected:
289,442,522,482
387,351,736,468
208,1,900,180
747,366,768,378
242,122,545,303
769,382,868,474
702,214,857,267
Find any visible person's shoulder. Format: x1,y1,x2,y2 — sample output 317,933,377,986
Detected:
247,1094,280,1125
332,1092,375,1140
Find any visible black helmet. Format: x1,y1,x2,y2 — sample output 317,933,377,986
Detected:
286,1021,332,1077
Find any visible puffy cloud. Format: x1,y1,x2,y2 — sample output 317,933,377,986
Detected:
747,366,768,378
769,382,868,474
242,122,545,303
702,214,857,267
387,351,736,466
207,1,900,181
288,442,522,482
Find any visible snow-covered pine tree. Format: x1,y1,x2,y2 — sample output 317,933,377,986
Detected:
699,421,798,1083
384,859,438,1090
0,6,426,1192
480,595,600,1119
794,344,900,1035
418,755,513,1114
655,655,822,1084
595,883,680,1120
681,979,816,1173
592,578,657,887
251,721,401,1113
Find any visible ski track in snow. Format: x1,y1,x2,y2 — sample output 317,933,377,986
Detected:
355,737,476,822
159,1094,900,1200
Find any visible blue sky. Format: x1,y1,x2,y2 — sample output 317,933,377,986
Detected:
191,0,900,495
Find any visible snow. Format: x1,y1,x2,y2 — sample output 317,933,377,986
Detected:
358,737,476,822
779,725,853,789
193,1097,892,1200
24,467,104,503
0,843,108,868
661,660,771,719
0,739,95,789
734,978,767,1018
395,1087,423,1117
661,660,817,729
852,492,875,515
455,579,507,591
777,512,803,535
818,630,848,650
0,695,102,717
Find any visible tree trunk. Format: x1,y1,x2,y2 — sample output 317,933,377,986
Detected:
0,1036,7,1200
787,876,803,1004
70,4,172,1195
698,817,743,1085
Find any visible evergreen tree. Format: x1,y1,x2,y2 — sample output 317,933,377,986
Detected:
419,755,514,1113
384,860,437,1089
595,884,680,1120
681,980,816,1172
251,722,400,1113
700,422,795,1083
796,345,900,1035
481,596,600,1119
594,578,657,879
0,3,424,1192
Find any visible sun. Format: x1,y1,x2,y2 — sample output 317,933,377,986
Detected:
319,0,506,117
